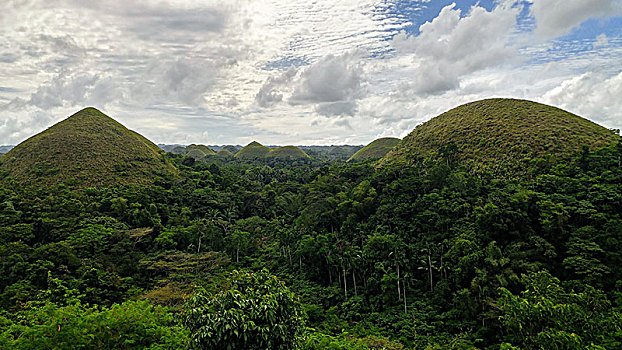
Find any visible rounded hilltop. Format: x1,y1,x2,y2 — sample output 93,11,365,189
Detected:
235,142,310,160
215,149,234,157
0,107,178,188
266,146,310,160
234,141,271,159
175,144,216,160
379,98,620,173
348,137,400,162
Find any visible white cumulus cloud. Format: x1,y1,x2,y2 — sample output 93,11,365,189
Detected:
0,0,620,146
543,71,622,128
255,67,298,108
391,2,519,95
289,52,367,116
530,0,622,38
254,51,368,117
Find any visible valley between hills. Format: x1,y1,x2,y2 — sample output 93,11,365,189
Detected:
1,98,622,349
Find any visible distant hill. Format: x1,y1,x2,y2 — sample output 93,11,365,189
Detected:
234,141,271,159
215,149,234,157
184,144,215,160
327,145,362,160
266,146,310,160
379,98,620,173
300,145,363,161
234,142,310,161
0,107,178,188
163,144,357,162
185,148,208,160
158,144,184,152
170,146,186,154
187,144,215,156
166,144,216,160
348,137,399,162
0,146,14,155
221,145,241,153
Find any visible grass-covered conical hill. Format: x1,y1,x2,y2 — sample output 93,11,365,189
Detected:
0,107,178,188
348,137,399,162
178,144,215,160
170,144,215,159
266,146,310,160
379,98,620,173
215,149,234,157
185,149,208,160
234,141,270,159
222,145,241,153
186,144,215,156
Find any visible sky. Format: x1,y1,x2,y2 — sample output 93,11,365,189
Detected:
0,0,621,146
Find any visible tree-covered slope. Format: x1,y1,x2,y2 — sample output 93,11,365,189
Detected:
348,137,399,162
379,98,620,173
2,137,622,349
0,107,178,188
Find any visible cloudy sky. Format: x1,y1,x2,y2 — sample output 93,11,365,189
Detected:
1,0,621,145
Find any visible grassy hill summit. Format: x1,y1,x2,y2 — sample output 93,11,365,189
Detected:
0,107,178,188
219,145,240,153
185,148,208,160
348,137,400,162
379,98,620,173
266,146,310,160
174,144,216,160
234,142,310,160
234,141,271,159
215,149,234,157
187,144,215,156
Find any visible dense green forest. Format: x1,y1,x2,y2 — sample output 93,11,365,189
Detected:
2,137,622,349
